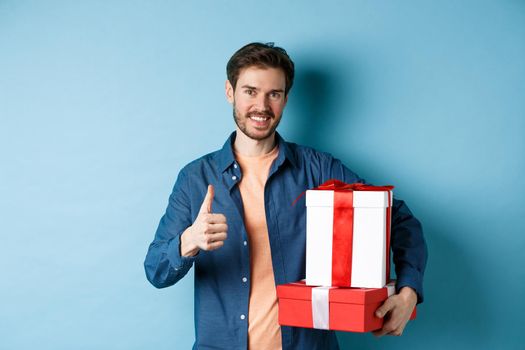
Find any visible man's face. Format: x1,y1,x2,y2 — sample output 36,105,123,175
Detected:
226,66,288,141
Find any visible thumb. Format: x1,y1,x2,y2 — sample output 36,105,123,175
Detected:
375,297,395,318
199,185,214,214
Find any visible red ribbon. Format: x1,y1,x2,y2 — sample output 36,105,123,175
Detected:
309,180,394,286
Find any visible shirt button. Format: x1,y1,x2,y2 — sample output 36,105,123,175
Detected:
243,240,247,246
234,163,238,169
232,175,237,181
242,277,247,283
240,314,246,320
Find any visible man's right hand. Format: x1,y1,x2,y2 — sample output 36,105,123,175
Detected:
180,185,228,257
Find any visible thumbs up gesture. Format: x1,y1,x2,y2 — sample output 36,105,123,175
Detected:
180,185,228,257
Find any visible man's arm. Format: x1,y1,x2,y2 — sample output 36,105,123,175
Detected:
390,197,427,303
372,198,427,336
144,170,196,288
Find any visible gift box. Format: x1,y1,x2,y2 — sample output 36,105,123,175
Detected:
305,180,394,288
277,280,416,332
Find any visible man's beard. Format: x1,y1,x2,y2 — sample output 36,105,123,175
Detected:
232,104,282,141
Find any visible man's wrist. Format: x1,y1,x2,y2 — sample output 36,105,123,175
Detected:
180,227,199,257
399,286,417,303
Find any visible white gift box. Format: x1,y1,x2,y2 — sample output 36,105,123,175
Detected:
305,187,393,288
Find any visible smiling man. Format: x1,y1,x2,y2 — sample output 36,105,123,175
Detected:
144,42,427,350
229,65,285,140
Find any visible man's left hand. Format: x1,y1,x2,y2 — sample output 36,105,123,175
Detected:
372,286,417,337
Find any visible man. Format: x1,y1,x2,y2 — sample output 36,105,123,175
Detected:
144,42,427,350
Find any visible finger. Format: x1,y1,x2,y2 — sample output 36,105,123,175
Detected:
204,240,225,251
372,327,389,337
381,301,412,331
375,297,396,318
385,310,404,329
388,323,406,337
376,318,397,337
204,213,227,224
386,314,409,336
205,223,228,234
199,185,214,214
203,232,227,247
208,232,228,242
387,325,403,336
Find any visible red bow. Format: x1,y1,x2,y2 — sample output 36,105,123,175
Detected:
315,179,394,192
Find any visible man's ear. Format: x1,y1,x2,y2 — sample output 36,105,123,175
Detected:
225,80,234,104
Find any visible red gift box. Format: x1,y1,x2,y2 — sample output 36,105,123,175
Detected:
277,280,417,333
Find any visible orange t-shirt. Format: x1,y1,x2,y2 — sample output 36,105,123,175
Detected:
235,146,282,350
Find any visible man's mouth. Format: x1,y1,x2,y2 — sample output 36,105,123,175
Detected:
249,115,270,122
248,111,274,121
247,113,273,129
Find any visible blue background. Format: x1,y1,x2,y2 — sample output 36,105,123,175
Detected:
1,1,524,349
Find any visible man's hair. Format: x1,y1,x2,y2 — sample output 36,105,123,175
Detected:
226,42,295,95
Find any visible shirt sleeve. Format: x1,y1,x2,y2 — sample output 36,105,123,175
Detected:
390,197,428,303
144,169,196,288
326,156,428,304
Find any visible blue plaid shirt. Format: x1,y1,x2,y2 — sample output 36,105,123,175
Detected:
144,132,427,350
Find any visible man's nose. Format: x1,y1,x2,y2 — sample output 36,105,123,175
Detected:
254,94,270,111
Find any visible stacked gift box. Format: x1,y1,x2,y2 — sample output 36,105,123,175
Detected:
277,180,416,333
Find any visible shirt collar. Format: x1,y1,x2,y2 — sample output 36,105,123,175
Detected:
216,131,298,173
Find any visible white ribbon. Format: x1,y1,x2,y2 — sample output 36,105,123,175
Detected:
386,281,396,297
311,286,331,329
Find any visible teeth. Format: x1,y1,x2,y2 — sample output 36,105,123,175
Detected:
250,116,268,122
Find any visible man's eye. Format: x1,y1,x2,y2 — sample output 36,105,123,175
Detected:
270,92,281,99
245,90,254,96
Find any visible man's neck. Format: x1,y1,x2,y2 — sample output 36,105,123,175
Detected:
233,128,277,157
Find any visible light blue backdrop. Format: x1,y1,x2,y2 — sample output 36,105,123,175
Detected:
1,1,524,349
